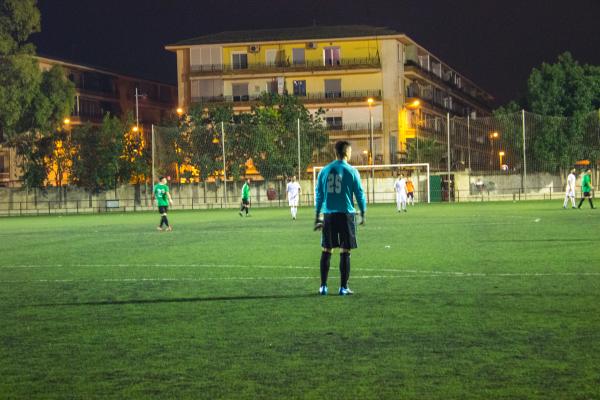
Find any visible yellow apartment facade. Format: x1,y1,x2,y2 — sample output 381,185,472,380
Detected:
166,25,493,165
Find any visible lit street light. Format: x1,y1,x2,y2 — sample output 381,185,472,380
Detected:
489,131,500,169
367,98,375,203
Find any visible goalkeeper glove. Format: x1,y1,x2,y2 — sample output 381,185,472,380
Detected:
314,215,324,231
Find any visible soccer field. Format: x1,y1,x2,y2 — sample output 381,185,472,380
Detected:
1,201,599,399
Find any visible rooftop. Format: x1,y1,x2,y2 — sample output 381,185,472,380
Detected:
168,25,401,47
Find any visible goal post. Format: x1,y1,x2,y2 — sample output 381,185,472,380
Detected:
312,163,431,204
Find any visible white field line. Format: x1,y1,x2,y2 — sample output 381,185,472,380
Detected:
1,271,600,285
1,263,600,278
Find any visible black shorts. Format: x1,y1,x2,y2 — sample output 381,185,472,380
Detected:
321,213,357,249
241,198,250,206
407,192,414,199
583,191,591,198
158,206,168,214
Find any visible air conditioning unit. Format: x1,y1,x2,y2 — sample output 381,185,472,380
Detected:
306,42,318,49
248,45,260,53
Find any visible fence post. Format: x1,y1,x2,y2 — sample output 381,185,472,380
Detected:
297,118,301,179
447,113,451,202
221,121,228,205
522,109,527,196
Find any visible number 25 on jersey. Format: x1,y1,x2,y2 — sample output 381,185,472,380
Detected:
327,173,342,194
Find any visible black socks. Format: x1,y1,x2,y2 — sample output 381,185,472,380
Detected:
578,198,595,208
160,215,169,227
340,252,350,288
320,251,331,286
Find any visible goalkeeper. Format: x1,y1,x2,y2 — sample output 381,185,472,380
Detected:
314,140,366,296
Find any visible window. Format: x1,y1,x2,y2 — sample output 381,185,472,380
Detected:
324,47,340,66
324,79,341,98
191,47,222,71
266,50,279,66
266,79,278,94
293,80,306,96
232,53,248,70
232,83,249,101
292,48,305,65
326,117,343,130
192,79,224,100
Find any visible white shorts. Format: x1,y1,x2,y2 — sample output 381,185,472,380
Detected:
565,189,575,198
396,194,407,203
288,197,299,207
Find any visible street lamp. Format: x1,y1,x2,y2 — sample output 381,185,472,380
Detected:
367,97,374,165
367,98,375,203
176,107,184,116
63,118,71,125
489,131,500,169
405,99,421,162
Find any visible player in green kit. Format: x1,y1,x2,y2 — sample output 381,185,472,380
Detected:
239,178,251,217
152,176,174,231
577,168,595,209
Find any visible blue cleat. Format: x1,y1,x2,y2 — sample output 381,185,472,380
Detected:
319,285,328,295
338,287,354,296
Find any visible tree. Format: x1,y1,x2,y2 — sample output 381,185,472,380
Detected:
11,130,51,190
8,66,76,191
71,115,123,195
496,52,600,173
118,114,150,185
0,0,41,140
250,94,327,181
0,0,40,56
406,138,445,170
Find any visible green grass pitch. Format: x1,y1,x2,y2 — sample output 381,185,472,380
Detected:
1,201,599,399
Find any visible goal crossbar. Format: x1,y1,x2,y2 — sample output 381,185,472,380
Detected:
312,163,431,204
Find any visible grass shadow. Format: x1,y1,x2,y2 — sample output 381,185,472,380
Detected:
31,293,318,308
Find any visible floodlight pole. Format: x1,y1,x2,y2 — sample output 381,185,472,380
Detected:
467,114,471,171
521,109,527,196
221,121,227,205
447,113,451,202
135,87,140,128
370,112,375,203
297,118,301,180
151,124,155,187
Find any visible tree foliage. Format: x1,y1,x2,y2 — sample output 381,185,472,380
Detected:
251,93,327,180
495,52,600,172
71,115,124,194
0,0,42,139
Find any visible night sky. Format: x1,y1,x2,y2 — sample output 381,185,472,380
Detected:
33,0,600,107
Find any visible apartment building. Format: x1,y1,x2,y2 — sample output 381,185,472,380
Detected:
165,25,493,165
0,56,177,187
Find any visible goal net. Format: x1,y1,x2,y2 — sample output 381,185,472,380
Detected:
312,163,431,204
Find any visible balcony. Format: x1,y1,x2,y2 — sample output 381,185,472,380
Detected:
326,122,383,132
192,90,382,105
190,57,381,76
404,61,493,110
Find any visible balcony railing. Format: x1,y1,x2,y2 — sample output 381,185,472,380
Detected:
404,61,493,108
192,90,382,104
190,57,381,75
326,122,383,131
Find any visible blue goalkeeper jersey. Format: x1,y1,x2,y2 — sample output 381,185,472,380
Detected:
315,160,367,215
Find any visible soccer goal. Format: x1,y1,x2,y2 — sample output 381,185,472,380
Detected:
312,163,431,204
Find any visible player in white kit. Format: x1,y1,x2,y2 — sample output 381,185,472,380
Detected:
394,174,408,213
563,168,577,209
286,175,302,220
